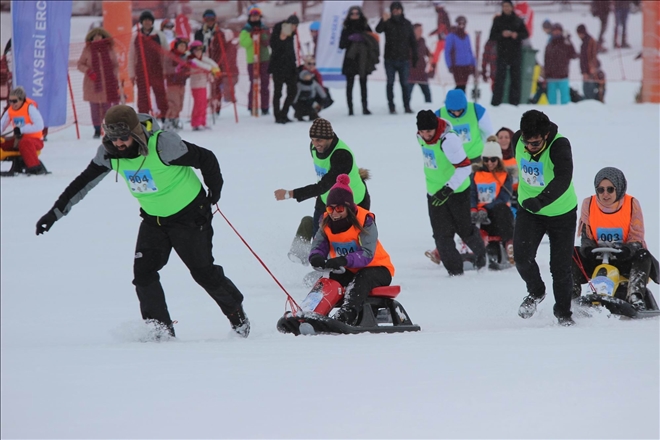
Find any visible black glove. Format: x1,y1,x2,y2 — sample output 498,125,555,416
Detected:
448,66,454,74
36,210,57,235
612,242,634,261
522,197,543,213
580,244,596,258
470,210,479,223
13,127,22,139
207,187,221,205
325,256,347,270
309,254,326,269
476,209,489,224
431,186,453,207
412,55,419,68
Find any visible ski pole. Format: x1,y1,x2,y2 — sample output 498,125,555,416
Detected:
213,205,301,312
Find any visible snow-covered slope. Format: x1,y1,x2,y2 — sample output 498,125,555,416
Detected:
1,4,658,439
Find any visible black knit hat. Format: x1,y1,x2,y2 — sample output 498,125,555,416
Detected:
286,15,300,25
139,10,155,23
203,9,216,18
594,167,627,202
417,110,438,131
390,1,404,12
309,118,334,139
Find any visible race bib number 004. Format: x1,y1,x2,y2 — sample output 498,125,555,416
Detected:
331,240,358,257
520,158,545,187
124,169,158,193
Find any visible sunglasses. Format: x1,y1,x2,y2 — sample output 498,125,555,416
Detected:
306,62,316,66
596,186,615,194
108,134,131,142
326,204,346,214
482,157,499,163
522,138,544,148
8,99,19,103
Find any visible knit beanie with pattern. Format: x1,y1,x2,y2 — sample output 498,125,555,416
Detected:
594,167,627,202
309,118,334,139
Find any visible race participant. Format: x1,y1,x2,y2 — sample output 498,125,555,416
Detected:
308,174,394,326
572,167,659,309
470,139,515,260
435,89,494,163
274,118,370,237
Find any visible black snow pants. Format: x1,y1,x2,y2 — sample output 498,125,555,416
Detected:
514,207,576,319
330,266,392,311
482,202,515,243
428,189,486,276
132,192,244,327
491,56,522,106
272,73,297,120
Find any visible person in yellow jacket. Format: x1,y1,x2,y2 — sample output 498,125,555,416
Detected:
572,167,659,310
308,174,394,326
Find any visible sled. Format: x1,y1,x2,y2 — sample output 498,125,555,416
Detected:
277,270,421,336
574,248,660,319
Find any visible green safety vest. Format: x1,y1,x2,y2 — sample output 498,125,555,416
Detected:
110,130,202,217
439,102,484,160
312,139,366,204
515,132,577,216
418,134,470,195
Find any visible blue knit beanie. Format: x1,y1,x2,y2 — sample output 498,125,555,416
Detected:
445,89,468,112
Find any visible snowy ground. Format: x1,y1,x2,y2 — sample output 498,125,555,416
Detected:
2,3,659,440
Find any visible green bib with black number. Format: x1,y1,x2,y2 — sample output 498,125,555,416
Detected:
418,134,469,195
312,140,366,204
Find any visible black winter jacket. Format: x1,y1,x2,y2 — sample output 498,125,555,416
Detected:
488,12,528,62
268,22,297,77
375,15,417,63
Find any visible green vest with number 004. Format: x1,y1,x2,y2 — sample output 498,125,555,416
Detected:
312,140,366,204
110,130,202,217
439,102,484,161
418,134,470,195
515,132,577,216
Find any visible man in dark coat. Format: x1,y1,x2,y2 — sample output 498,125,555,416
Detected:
576,24,605,102
375,1,417,114
269,15,299,124
488,0,529,106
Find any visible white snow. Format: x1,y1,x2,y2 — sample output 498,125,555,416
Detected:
1,3,659,439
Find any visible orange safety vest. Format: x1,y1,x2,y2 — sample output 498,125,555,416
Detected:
323,206,395,277
473,170,509,209
502,157,518,191
7,98,43,139
588,194,633,243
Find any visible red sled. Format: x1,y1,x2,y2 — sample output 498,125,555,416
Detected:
277,276,421,336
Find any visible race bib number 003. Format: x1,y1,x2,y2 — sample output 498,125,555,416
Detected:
520,158,545,187
124,169,158,193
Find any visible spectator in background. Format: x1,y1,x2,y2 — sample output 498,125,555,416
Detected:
481,39,497,91
429,1,451,78
77,27,119,139
310,21,320,57
0,86,47,176
496,127,519,193
0,39,11,101
590,0,611,53
293,56,330,121
129,10,170,119
408,23,432,103
577,24,606,103
542,19,553,44
339,6,377,116
188,40,220,131
195,9,238,116
163,37,190,131
613,1,631,48
376,1,417,114
544,23,577,105
239,6,271,116
269,15,299,124
160,19,176,46
488,0,528,107
445,16,476,92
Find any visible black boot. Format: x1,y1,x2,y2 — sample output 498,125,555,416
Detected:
25,162,48,175
360,77,370,115
227,305,250,337
335,305,358,326
93,126,101,139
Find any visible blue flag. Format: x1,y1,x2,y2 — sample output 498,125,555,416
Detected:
11,0,72,127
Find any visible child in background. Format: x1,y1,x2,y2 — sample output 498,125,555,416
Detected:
164,37,190,131
188,40,220,130
408,23,432,103
293,56,331,121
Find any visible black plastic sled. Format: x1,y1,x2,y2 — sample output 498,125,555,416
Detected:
277,286,421,336
574,287,660,319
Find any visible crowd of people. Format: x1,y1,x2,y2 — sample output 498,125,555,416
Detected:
0,1,653,334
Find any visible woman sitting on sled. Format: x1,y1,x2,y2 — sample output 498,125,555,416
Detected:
308,174,394,326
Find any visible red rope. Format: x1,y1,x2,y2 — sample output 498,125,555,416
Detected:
213,205,301,312
572,248,597,294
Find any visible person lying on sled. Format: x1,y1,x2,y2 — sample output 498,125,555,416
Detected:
308,174,394,325
571,167,659,310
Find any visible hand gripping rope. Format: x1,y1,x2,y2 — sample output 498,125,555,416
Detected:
213,205,301,313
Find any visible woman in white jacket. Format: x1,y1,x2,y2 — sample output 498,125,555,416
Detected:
188,40,220,130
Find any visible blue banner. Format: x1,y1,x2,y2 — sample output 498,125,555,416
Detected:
11,0,72,126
